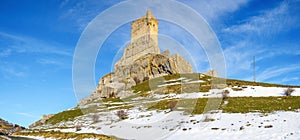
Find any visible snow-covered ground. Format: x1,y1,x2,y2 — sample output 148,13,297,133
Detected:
11,135,56,140
32,86,300,140
68,110,300,140
47,107,300,140
13,135,98,140
76,86,300,139
167,111,300,140
152,86,300,99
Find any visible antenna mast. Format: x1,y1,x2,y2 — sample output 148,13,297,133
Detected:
253,56,256,82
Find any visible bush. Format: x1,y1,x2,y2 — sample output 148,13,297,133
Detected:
133,77,141,84
116,110,128,120
92,114,99,123
222,90,230,99
75,125,82,131
143,76,149,82
284,87,295,96
203,115,215,122
169,101,177,111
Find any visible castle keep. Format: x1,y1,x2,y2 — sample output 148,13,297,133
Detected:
115,10,159,67
80,11,193,105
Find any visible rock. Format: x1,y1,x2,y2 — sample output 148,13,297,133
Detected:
29,114,54,128
204,70,218,77
0,118,25,135
264,125,273,128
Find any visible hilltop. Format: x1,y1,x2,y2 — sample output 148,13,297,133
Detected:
0,118,25,135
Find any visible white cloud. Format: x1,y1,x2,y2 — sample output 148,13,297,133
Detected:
223,1,297,35
58,0,121,31
58,0,249,31
181,0,249,22
223,40,267,78
0,32,72,56
17,112,39,118
0,48,12,57
256,65,300,82
37,58,63,65
282,77,299,83
2,67,26,77
220,1,300,80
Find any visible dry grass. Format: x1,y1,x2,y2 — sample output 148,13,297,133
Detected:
13,131,118,140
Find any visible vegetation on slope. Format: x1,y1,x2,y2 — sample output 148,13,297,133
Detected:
38,73,299,127
46,108,83,125
147,96,300,114
14,131,118,140
132,73,300,95
221,96,300,113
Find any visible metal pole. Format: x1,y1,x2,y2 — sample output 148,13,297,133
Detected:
253,56,256,82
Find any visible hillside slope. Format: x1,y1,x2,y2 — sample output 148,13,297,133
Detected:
25,73,300,139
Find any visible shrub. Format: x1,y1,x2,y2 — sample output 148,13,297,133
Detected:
284,87,295,96
143,76,149,82
222,90,230,99
75,125,82,131
133,77,141,84
232,87,242,91
116,110,128,120
169,101,177,111
203,115,215,122
92,114,99,123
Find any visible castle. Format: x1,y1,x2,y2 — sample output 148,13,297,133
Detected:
80,10,193,105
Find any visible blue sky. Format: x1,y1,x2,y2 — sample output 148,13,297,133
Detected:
0,0,299,127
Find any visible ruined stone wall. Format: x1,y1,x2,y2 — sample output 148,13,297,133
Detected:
169,54,193,74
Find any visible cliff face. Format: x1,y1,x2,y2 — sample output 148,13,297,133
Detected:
78,11,193,106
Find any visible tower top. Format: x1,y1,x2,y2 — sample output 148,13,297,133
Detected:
146,10,152,18
119,10,160,65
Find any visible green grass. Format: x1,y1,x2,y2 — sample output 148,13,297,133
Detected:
131,73,300,95
102,98,124,102
226,78,300,88
221,96,300,113
46,108,83,125
146,98,208,114
146,96,300,114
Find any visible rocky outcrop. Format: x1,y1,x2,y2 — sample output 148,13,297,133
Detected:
204,70,218,77
79,51,193,106
0,118,25,135
29,114,54,128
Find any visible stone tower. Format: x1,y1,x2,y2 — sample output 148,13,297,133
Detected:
120,10,160,66
77,10,193,104
131,10,158,47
